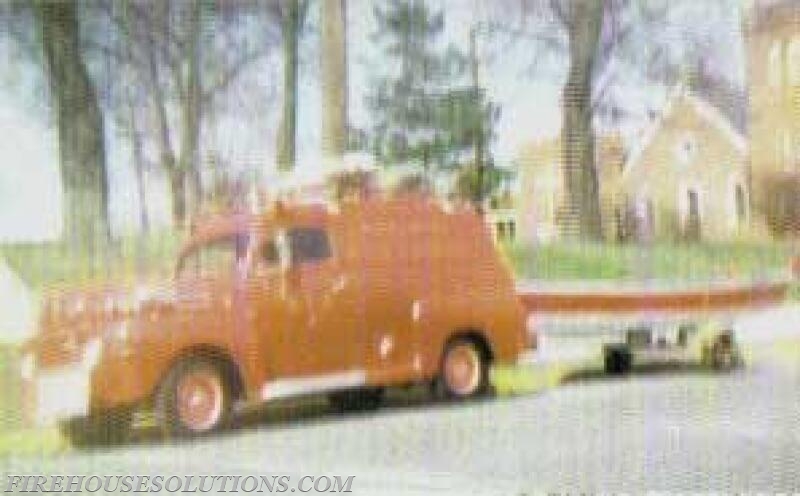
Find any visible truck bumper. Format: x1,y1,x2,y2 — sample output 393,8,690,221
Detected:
21,348,148,427
29,366,92,426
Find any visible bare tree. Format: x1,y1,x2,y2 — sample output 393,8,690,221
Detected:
558,0,604,240
33,0,110,247
89,0,279,226
182,0,203,216
271,0,309,171
128,104,150,232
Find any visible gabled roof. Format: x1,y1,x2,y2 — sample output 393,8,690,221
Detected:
623,84,748,178
689,74,748,136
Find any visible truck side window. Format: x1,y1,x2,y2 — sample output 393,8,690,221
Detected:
257,233,290,272
261,240,279,265
177,233,250,277
288,227,331,264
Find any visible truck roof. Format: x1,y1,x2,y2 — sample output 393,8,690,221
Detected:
182,204,329,256
182,195,483,256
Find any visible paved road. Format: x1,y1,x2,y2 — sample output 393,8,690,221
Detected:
4,307,800,494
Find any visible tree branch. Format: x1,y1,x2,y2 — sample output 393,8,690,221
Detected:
549,0,572,30
202,49,268,102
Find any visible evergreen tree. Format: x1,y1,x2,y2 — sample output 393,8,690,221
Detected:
365,0,496,176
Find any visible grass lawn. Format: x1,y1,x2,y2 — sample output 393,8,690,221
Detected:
0,230,184,293
0,233,184,454
0,346,66,457
503,242,797,281
2,230,795,289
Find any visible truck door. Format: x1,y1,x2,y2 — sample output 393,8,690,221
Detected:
253,227,363,382
283,226,361,376
246,232,306,382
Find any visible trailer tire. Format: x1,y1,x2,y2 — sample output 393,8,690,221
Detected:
604,346,632,375
710,340,740,371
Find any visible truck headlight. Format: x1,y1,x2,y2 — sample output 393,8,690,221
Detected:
69,297,86,317
20,353,34,380
101,321,132,357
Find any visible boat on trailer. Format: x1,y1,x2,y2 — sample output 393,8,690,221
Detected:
517,276,792,373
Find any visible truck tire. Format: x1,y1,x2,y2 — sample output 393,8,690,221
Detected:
328,388,385,412
58,408,132,448
436,337,490,400
604,346,632,375
155,358,232,438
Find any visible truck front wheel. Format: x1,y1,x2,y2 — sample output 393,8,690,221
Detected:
156,358,232,438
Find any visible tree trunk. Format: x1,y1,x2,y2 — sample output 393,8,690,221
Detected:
128,106,149,233
169,168,187,225
120,4,148,233
321,0,348,166
469,28,485,213
181,0,203,218
140,4,182,227
277,0,299,171
559,0,604,241
34,0,110,247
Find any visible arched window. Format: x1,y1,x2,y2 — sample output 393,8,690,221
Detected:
685,189,701,240
769,40,783,87
674,132,696,167
735,184,747,225
634,195,655,241
784,130,794,171
678,185,703,241
776,130,794,171
789,37,800,85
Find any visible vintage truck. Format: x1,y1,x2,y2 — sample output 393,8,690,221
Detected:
20,196,532,444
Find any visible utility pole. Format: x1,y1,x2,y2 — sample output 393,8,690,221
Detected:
470,27,486,213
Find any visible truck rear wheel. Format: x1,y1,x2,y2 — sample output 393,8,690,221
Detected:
437,337,490,400
156,358,232,438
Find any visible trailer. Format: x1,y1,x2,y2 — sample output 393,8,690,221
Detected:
517,277,791,374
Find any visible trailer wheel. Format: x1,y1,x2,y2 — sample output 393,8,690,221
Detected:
604,346,632,375
705,333,740,371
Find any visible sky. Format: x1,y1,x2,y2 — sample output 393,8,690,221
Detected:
0,0,747,243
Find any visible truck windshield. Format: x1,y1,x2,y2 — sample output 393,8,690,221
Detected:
177,233,250,277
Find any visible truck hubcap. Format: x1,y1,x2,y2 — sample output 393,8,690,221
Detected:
444,344,481,396
176,370,223,432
